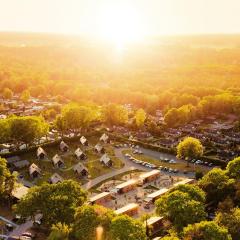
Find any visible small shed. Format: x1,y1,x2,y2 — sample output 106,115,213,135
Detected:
80,136,88,146
49,173,64,184
94,143,105,154
100,154,112,167
13,160,30,169
75,148,87,160
60,141,69,152
29,163,41,178
100,133,110,143
73,163,88,177
52,154,65,168
37,147,47,160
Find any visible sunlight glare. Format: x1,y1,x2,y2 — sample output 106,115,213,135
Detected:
97,3,144,51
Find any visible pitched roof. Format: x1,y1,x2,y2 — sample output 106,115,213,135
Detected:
95,143,104,152
29,163,41,175
12,185,29,200
37,147,46,157
100,133,109,142
52,154,64,165
73,163,88,174
50,173,64,184
80,136,87,144
100,154,111,165
60,141,69,150
75,148,84,157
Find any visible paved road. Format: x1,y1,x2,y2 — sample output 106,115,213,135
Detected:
82,148,151,190
0,216,18,228
8,214,42,239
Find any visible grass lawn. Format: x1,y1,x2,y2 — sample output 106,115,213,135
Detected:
12,136,125,185
122,150,209,173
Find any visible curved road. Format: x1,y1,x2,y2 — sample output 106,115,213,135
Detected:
82,147,195,190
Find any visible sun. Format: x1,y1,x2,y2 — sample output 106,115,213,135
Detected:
97,3,144,51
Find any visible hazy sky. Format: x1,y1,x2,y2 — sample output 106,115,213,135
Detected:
0,0,240,36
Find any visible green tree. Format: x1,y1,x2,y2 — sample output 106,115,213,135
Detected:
164,108,179,127
48,223,71,240
103,104,128,126
170,184,206,203
183,221,232,240
15,180,87,226
54,115,66,136
2,88,13,99
155,191,206,231
0,157,16,200
20,89,30,103
9,116,49,144
135,108,146,128
62,103,97,131
177,137,203,161
110,215,147,240
226,157,240,179
215,208,240,240
0,119,11,143
73,205,115,240
199,168,235,204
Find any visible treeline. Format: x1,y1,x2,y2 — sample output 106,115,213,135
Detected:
164,92,240,127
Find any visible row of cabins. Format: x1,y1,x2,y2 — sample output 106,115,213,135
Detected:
89,175,194,216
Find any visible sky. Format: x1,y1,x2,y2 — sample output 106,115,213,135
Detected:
0,0,240,37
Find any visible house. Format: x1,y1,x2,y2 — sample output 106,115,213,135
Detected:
60,141,69,152
100,154,113,167
115,179,138,194
94,143,105,154
37,147,47,160
29,163,41,178
80,136,88,146
115,203,139,217
173,178,195,187
73,163,88,177
49,173,64,184
52,154,65,168
13,160,30,169
75,148,87,160
100,133,110,143
89,192,112,205
6,156,21,165
139,170,161,185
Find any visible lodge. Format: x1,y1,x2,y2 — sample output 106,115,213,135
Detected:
139,170,161,185
89,192,112,205
37,147,47,160
145,188,169,203
115,179,138,194
114,203,139,217
73,163,88,177
52,154,65,168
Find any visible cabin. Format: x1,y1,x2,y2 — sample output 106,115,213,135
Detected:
29,163,41,178
115,179,138,194
60,141,69,152
147,216,164,236
89,192,112,205
75,148,87,160
139,170,161,185
52,154,65,168
80,136,88,146
100,154,113,167
145,188,169,203
115,203,139,217
173,178,195,187
94,143,105,154
49,173,64,184
100,133,110,143
73,163,88,177
37,147,47,160
12,185,29,201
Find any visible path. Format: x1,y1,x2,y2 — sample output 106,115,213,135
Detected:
0,216,18,228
